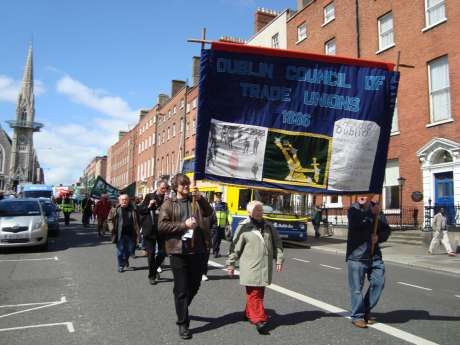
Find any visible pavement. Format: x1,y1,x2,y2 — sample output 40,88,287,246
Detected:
285,225,460,275
1,220,459,345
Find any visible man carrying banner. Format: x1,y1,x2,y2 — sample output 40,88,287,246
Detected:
158,173,213,340
346,194,390,328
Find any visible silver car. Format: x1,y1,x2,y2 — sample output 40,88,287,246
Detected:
0,198,49,250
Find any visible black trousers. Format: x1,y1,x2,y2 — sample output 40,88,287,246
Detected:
170,253,207,326
82,212,91,225
211,227,224,255
63,212,71,225
144,238,166,279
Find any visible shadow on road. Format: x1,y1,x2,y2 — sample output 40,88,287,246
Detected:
373,310,460,323
190,309,332,334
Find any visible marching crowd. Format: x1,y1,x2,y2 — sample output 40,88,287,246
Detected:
55,175,456,340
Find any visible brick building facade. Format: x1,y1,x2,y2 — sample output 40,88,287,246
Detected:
285,0,459,220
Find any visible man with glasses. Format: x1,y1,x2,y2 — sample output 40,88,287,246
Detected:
346,194,390,328
159,173,213,340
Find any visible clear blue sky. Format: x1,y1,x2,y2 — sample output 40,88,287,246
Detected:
0,0,295,185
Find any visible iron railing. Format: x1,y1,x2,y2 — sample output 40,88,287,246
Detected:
318,207,421,230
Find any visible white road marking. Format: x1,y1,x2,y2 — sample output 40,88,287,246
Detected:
397,282,432,291
0,322,74,333
0,296,66,319
292,258,311,263
208,260,439,345
0,256,58,262
455,295,460,298
320,264,342,270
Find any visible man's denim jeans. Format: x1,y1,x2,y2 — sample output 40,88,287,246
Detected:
347,258,385,321
116,235,135,268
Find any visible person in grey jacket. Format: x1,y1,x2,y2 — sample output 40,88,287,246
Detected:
227,200,284,335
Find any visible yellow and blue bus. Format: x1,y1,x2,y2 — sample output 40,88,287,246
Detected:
181,156,309,241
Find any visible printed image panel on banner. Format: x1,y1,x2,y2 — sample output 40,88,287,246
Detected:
195,42,399,194
262,129,331,188
205,119,268,180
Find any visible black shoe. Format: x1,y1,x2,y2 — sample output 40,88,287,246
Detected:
255,321,269,335
178,325,192,339
149,277,157,285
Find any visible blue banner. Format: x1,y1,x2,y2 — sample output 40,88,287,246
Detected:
195,42,399,194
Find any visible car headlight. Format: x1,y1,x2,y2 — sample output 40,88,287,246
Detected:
33,222,43,230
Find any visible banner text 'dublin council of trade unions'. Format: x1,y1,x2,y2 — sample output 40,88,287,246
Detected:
194,42,399,194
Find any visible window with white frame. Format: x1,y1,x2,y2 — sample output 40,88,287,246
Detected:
383,159,400,209
192,98,197,109
297,22,307,42
378,12,394,51
186,103,190,113
173,106,177,115
325,38,336,55
167,127,170,140
324,2,335,24
391,101,399,133
428,56,451,123
425,0,446,27
271,33,279,48
172,123,176,137
180,99,185,109
157,134,161,146
152,134,156,145
180,119,184,132
192,119,196,130
162,131,165,144
326,195,342,207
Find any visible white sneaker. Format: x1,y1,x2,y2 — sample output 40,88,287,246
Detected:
202,274,209,281
157,266,162,273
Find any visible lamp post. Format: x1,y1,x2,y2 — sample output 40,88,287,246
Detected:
397,176,406,230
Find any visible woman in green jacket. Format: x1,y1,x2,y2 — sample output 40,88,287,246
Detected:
227,200,284,335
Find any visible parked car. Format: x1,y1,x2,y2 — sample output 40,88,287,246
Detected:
0,198,48,250
38,198,60,236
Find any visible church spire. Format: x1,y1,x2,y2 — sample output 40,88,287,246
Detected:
19,43,34,110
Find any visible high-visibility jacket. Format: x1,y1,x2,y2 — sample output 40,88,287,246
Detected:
60,199,75,213
212,201,229,228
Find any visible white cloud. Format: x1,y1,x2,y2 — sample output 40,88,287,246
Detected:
56,75,137,120
0,75,46,102
35,118,129,185
0,75,18,102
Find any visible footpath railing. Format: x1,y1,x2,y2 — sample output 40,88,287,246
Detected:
424,203,460,230
320,207,421,230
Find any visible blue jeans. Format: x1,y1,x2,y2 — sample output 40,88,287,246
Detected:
347,258,385,321
116,235,135,268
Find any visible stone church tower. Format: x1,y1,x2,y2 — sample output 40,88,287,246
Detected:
7,44,43,188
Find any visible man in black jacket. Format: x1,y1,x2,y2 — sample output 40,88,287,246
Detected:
346,194,390,329
139,180,169,285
